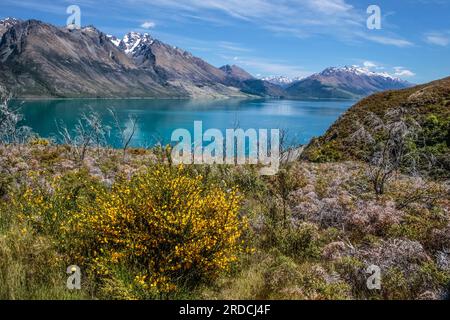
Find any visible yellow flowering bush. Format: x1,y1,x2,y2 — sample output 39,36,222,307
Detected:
64,165,246,294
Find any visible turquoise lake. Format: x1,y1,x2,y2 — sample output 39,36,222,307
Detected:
16,99,355,148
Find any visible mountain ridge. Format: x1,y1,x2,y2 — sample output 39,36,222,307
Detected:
286,66,414,99
0,19,263,99
0,18,415,100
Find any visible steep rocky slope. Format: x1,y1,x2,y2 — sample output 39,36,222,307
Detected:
0,20,184,98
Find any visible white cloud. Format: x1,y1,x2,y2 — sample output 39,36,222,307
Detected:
425,32,450,46
354,62,416,79
218,41,252,52
363,61,377,68
141,21,156,29
393,67,415,77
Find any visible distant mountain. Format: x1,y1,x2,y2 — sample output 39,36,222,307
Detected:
236,79,287,98
262,76,303,87
286,66,413,99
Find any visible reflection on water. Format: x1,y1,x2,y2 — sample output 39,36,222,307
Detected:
15,98,355,148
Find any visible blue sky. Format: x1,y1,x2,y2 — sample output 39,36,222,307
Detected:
2,0,450,83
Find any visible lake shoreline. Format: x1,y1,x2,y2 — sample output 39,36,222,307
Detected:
12,96,359,103
16,98,355,149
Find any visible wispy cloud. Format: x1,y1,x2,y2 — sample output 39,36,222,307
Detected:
2,0,65,16
5,0,414,48
362,34,414,48
217,41,252,53
131,0,412,47
425,31,450,46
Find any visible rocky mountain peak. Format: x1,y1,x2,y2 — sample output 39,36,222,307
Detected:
0,17,21,27
0,17,21,37
220,64,254,81
121,32,154,54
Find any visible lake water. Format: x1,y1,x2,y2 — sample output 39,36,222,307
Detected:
15,99,355,148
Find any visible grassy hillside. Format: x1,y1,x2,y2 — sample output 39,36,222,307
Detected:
303,77,450,179
1,90,449,300
0,141,448,300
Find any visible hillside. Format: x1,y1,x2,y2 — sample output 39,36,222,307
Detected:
302,76,450,178
1,76,449,301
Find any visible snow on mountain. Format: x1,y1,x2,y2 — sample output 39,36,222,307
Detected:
286,65,413,99
107,32,155,56
318,66,402,82
122,32,154,54
0,17,21,36
0,17,20,27
106,35,123,48
262,76,304,87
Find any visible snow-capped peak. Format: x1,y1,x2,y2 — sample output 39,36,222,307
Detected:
107,32,154,55
0,17,21,37
262,75,303,86
0,17,20,29
0,17,20,25
122,32,153,54
319,65,403,82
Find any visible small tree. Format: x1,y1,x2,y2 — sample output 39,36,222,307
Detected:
57,110,110,162
350,109,423,195
0,94,32,146
109,108,138,159
279,128,303,165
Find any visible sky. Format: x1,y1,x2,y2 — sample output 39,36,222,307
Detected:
1,0,450,83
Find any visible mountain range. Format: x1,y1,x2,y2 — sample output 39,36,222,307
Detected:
285,66,413,99
0,18,413,99
261,76,304,88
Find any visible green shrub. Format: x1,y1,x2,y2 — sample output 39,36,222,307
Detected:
276,223,322,261
305,140,343,163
